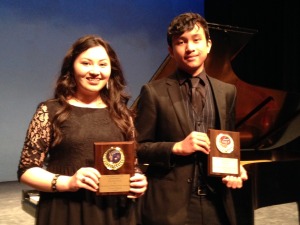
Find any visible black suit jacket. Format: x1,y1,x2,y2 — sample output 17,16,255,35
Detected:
135,71,238,225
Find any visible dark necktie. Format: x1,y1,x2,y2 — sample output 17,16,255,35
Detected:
189,77,205,116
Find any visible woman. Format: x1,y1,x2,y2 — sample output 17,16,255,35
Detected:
17,35,147,225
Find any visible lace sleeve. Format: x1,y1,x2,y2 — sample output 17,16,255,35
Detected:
17,103,52,180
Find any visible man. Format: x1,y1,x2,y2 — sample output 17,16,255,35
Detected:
134,12,248,225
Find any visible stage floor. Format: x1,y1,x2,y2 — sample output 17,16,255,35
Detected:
0,181,298,225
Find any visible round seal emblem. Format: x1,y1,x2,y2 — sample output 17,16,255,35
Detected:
216,133,234,154
103,146,125,170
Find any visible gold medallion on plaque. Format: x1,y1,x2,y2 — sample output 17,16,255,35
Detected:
103,147,125,170
216,133,234,154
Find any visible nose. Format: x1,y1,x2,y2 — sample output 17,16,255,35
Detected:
186,41,195,52
90,66,101,75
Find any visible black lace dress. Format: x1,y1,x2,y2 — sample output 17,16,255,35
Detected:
17,100,137,225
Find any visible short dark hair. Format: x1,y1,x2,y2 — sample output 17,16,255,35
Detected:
167,12,210,47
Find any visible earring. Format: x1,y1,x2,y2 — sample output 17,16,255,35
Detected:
106,81,109,90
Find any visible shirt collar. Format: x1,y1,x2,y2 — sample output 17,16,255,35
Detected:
176,69,207,86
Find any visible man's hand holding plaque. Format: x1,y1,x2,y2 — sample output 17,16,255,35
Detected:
208,129,240,176
94,141,135,195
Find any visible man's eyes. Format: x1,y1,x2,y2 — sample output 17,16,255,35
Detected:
176,38,202,45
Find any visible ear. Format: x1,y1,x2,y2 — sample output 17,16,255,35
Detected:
207,39,212,54
168,46,174,57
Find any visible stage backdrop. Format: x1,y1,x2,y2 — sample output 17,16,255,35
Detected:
0,0,204,182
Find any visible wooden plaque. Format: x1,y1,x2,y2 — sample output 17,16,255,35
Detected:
208,129,240,176
94,141,135,195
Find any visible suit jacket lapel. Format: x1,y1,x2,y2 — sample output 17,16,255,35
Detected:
208,77,226,130
166,73,193,136
165,73,228,134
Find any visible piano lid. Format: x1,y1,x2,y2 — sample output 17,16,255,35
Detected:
132,23,300,150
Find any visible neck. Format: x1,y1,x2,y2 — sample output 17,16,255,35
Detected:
70,95,105,108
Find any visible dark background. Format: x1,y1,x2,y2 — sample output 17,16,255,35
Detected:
204,4,300,223
205,0,300,93
205,0,300,153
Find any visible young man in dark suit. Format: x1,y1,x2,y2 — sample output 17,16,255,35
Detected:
134,12,248,225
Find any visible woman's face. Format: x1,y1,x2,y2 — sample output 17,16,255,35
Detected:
73,46,111,96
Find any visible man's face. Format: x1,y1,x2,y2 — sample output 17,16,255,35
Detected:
169,24,211,76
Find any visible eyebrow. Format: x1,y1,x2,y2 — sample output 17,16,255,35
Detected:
81,57,109,61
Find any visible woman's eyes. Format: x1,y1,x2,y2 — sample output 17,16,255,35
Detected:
81,62,108,67
99,63,108,67
82,62,90,65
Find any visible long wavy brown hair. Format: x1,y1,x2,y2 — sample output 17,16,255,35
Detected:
49,35,135,147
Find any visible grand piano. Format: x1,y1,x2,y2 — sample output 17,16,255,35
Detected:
132,23,300,224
